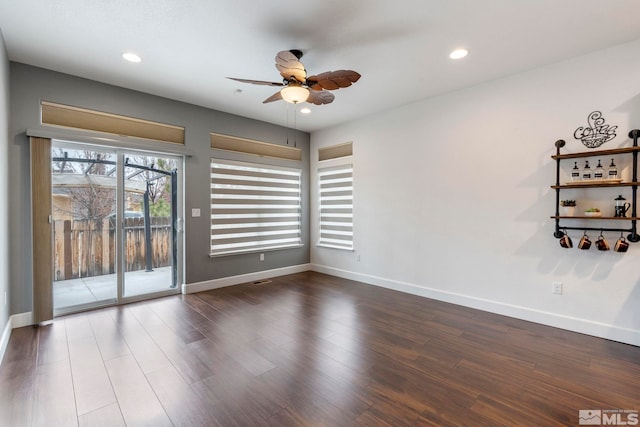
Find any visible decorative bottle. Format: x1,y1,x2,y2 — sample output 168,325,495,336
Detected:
582,160,592,180
594,160,604,180
608,159,618,180
571,161,580,181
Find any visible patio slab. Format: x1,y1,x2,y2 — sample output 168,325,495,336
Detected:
54,266,174,311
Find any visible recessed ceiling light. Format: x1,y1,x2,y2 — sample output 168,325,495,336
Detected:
122,52,142,63
300,107,311,114
449,48,468,60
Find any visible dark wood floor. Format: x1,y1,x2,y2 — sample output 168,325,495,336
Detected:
1,271,638,426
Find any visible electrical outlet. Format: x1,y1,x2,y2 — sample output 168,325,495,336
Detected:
356,254,361,262
259,253,264,262
3,291,6,306
552,282,563,295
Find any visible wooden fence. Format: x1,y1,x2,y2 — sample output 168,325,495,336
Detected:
53,217,172,281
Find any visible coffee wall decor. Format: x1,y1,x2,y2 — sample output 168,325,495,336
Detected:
573,111,618,149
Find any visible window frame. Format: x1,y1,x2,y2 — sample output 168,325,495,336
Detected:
317,161,354,251
210,158,303,257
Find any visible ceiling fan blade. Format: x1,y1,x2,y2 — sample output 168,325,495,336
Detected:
227,77,283,87
262,91,283,104
307,70,361,91
275,50,306,83
306,90,335,105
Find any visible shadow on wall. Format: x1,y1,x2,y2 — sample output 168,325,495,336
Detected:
514,158,555,221
515,187,627,279
613,95,640,342
614,93,640,134
613,277,640,340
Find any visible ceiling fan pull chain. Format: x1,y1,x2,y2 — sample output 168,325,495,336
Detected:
286,102,290,145
293,106,297,148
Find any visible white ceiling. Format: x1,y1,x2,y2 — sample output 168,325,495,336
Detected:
1,0,640,132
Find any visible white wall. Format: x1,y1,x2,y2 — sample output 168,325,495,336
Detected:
0,30,10,354
311,38,640,346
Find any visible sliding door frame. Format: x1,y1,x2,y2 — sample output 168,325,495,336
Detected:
30,137,53,323
31,135,184,319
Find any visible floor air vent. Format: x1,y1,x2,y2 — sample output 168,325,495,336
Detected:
252,279,272,285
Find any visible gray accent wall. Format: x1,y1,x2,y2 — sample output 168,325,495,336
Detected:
0,32,9,333
9,62,309,315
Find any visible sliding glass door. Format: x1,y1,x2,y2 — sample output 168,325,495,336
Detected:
51,142,118,310
122,151,179,298
51,141,182,315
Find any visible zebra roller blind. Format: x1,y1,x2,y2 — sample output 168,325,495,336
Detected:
210,159,302,256
318,163,353,250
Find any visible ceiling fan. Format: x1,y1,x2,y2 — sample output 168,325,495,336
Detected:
228,50,361,105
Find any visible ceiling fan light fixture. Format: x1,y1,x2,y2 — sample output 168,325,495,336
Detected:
280,86,309,104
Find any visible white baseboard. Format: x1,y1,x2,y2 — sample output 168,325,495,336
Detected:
311,264,640,347
11,312,33,328
0,318,10,365
182,263,312,294
0,311,33,365
5,264,635,366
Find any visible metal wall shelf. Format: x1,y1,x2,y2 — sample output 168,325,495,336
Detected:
552,129,640,242
551,182,640,189
551,216,640,220
551,145,640,160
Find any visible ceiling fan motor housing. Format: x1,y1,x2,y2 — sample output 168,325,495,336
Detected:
289,49,303,60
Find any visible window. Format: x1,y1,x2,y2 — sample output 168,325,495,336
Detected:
318,163,353,250
210,159,302,256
